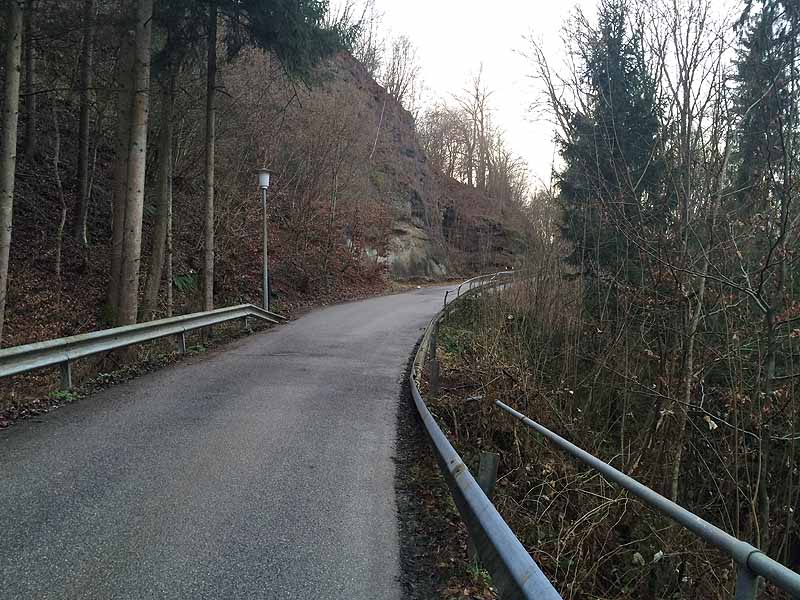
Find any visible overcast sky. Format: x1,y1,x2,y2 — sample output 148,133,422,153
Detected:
333,0,597,188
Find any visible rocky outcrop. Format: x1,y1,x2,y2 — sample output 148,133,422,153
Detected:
329,54,526,279
330,56,448,278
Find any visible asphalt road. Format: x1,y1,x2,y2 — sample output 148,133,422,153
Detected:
0,285,453,599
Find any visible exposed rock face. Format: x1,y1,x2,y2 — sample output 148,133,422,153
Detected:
330,54,526,279
386,220,447,278
330,55,448,278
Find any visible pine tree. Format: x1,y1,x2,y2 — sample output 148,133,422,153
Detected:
558,0,663,289
733,1,794,216
731,0,799,554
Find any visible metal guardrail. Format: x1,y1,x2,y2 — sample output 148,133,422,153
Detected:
495,401,800,600
425,274,800,599
456,270,514,298
411,272,562,600
0,304,286,389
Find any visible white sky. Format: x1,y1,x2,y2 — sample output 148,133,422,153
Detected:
332,0,741,191
334,0,597,188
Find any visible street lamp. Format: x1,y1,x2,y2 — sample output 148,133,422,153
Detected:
256,168,271,311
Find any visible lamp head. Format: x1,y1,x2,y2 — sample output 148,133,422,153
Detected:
256,168,271,190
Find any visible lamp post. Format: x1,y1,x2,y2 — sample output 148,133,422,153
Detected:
256,168,271,311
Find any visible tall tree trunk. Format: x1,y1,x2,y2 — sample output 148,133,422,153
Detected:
0,0,24,345
477,106,486,191
165,106,174,319
669,136,729,502
781,7,799,563
116,0,153,326
73,0,96,247
87,110,103,215
465,135,474,187
166,192,173,317
22,0,35,161
203,2,217,312
107,30,135,321
51,105,66,282
669,269,706,501
758,63,795,547
758,308,777,551
140,72,175,322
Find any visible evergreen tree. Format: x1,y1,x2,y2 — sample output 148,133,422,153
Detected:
558,0,663,287
731,0,799,554
224,0,349,77
733,0,797,216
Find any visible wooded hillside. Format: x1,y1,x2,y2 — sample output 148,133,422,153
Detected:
0,0,533,356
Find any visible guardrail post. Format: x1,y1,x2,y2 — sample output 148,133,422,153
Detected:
177,331,187,354
60,361,72,390
469,451,501,565
428,320,439,396
242,316,251,332
735,565,758,600
444,290,449,308
477,452,499,499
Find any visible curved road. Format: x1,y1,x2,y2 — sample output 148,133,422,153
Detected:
0,285,453,599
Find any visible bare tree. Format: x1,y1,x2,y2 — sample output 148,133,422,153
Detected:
108,26,134,321
22,0,35,160
51,104,67,282
73,0,96,247
456,67,492,190
381,34,420,110
108,0,153,326
334,0,383,78
0,0,23,345
204,1,217,313
417,105,464,179
639,0,734,502
141,68,177,322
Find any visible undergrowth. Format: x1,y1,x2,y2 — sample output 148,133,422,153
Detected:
424,288,789,599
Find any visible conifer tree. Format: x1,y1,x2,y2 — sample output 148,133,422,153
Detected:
558,0,663,290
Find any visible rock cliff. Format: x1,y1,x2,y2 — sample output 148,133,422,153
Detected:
328,54,528,279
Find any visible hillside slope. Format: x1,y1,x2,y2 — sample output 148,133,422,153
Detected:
3,51,527,353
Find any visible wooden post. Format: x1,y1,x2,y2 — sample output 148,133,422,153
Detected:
60,361,73,390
